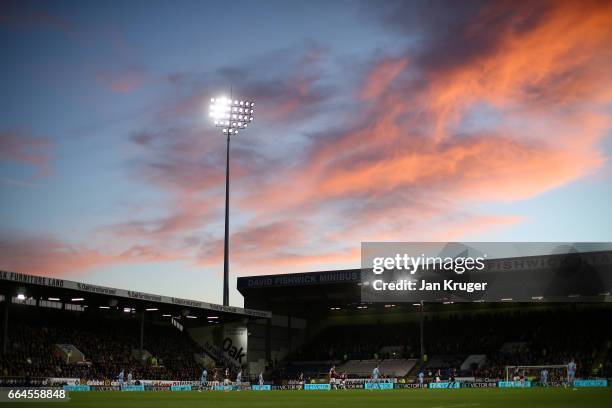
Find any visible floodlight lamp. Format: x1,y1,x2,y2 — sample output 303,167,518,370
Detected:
210,95,254,132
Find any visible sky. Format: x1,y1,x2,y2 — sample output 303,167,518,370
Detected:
1,0,611,306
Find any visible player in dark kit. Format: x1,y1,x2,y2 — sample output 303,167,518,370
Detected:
448,369,457,388
329,365,340,389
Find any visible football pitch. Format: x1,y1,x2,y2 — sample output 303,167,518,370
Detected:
13,388,612,408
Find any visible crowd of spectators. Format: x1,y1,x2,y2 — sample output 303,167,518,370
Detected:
0,309,206,381
289,305,611,379
293,323,419,362
475,307,611,379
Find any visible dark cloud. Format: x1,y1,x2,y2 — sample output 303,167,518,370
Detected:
129,131,154,147
0,1,79,40
369,0,555,74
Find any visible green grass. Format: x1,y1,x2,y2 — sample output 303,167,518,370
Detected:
11,388,612,408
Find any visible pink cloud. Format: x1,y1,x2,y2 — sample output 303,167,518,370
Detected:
0,235,116,277
361,56,409,99
95,66,146,93
232,0,612,266
0,235,185,278
0,131,50,180
199,219,306,266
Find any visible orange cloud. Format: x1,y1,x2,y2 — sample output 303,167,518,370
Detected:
419,0,612,141
199,220,306,267
106,0,612,277
230,247,362,275
361,57,409,99
0,236,113,277
0,235,185,278
236,0,612,262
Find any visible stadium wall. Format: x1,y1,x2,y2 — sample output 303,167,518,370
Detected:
246,316,307,367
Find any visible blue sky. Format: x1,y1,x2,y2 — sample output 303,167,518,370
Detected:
1,0,611,306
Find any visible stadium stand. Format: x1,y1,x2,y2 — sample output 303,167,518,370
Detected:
275,361,336,379
290,323,419,362
1,271,271,386
0,306,205,381
338,359,417,377
280,305,611,380
1,269,611,387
